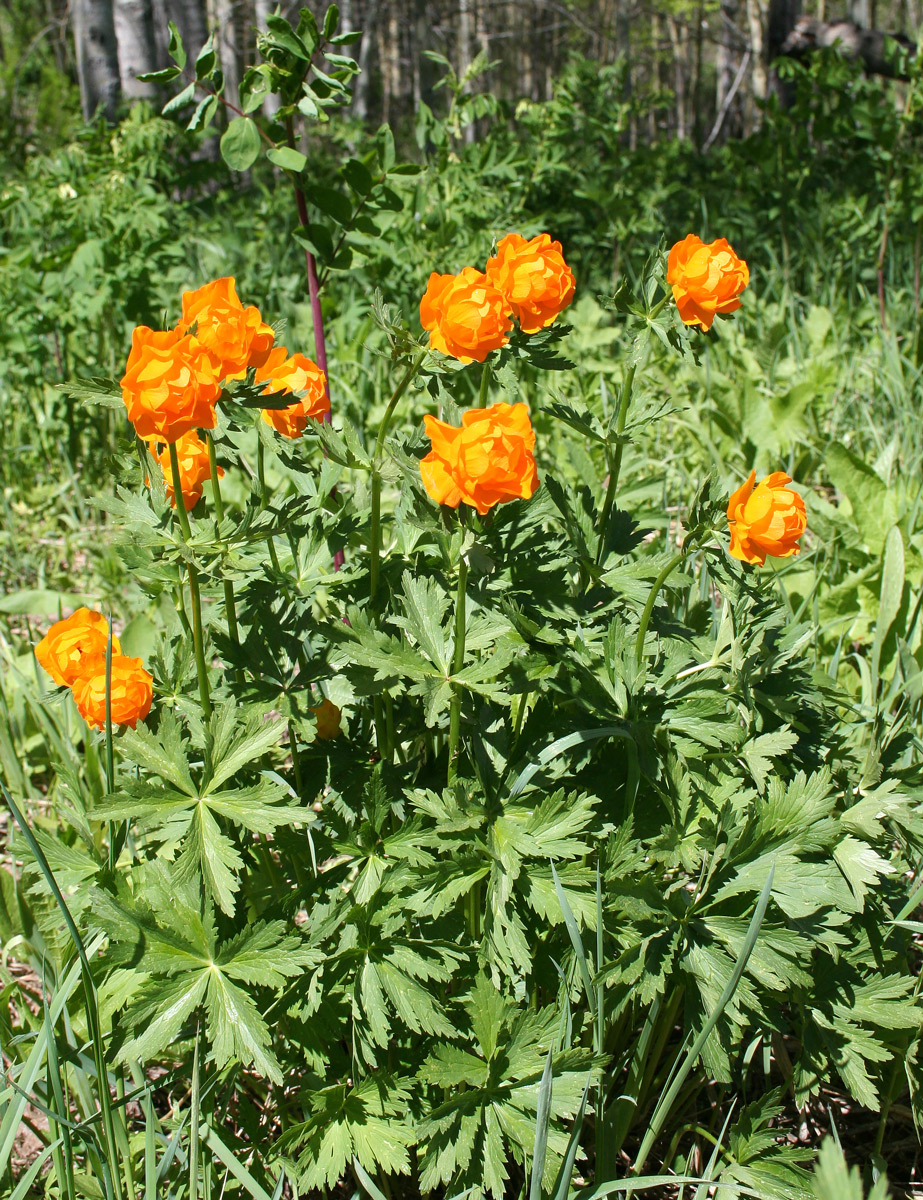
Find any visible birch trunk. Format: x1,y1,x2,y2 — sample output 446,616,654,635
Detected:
159,0,208,65
746,0,768,100
114,0,158,99
254,0,281,115
73,0,121,120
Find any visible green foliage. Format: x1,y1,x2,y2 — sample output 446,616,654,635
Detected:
3,8,923,1200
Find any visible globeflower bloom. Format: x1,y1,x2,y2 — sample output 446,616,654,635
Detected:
149,430,221,511
178,276,275,379
727,470,807,566
35,609,120,688
420,267,513,363
485,232,576,333
421,402,539,515
120,326,222,443
256,347,330,439
311,698,342,740
667,234,749,331
72,655,154,730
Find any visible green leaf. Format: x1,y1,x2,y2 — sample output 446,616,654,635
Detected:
205,710,285,790
220,117,262,171
826,441,899,554
267,146,308,172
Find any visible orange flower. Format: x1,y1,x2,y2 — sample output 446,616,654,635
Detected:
148,430,221,511
667,234,750,331
35,608,120,688
310,698,342,740
420,267,513,363
72,655,153,730
178,277,275,379
421,402,539,515
256,347,330,439
120,326,222,443
727,470,807,566
485,233,576,333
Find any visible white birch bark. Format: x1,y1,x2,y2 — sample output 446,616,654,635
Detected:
114,0,158,99
73,0,122,120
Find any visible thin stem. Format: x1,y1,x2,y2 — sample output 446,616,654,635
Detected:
478,360,491,407
289,722,303,798
190,1018,201,1200
447,553,469,785
595,362,637,565
634,550,686,667
169,442,212,719
374,353,428,463
286,116,329,409
2,785,125,1200
206,433,240,659
369,352,428,614
105,619,116,872
257,438,283,574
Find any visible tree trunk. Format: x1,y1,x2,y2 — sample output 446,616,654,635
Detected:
73,0,122,120
746,0,768,101
254,0,281,115
158,0,208,65
352,0,376,123
114,0,158,99
212,0,240,109
666,15,687,138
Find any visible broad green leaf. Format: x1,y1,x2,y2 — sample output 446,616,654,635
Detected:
220,117,262,171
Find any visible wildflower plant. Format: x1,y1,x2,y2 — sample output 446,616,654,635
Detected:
4,10,923,1200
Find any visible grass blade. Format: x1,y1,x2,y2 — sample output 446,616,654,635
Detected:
510,727,632,798
529,1042,555,1200
632,864,775,1172
551,1073,592,1200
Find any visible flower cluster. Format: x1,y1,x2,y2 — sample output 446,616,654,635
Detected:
662,235,804,563
415,231,572,514
420,232,575,363
35,609,152,731
121,277,330,508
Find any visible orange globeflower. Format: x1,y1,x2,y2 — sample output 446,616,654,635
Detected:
256,347,330,439
310,698,342,740
35,608,120,688
727,470,807,566
178,277,275,380
420,267,513,363
149,430,221,511
421,402,539,515
485,233,576,333
667,234,749,332
71,655,153,731
121,326,222,444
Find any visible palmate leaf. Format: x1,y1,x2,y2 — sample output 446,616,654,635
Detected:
173,803,243,915
418,980,596,1200
279,1077,415,1192
109,893,306,1081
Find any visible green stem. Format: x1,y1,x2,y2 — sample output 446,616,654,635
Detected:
257,438,282,574
374,352,427,463
368,353,428,755
206,433,240,659
104,619,116,873
447,552,469,785
289,722,303,798
190,1017,201,1200
634,550,685,666
169,442,212,719
2,785,125,1200
478,360,491,407
596,363,636,566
